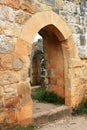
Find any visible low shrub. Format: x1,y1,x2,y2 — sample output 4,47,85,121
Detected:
72,100,87,115
13,124,36,130
31,87,64,105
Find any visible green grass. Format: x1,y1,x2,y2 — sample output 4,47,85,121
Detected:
12,124,36,130
72,100,87,115
31,87,64,105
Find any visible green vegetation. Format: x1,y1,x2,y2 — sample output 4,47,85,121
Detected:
12,124,36,130
40,52,46,76
72,100,87,115
31,87,64,105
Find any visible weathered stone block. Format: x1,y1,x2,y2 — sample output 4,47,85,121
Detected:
8,111,17,123
5,0,20,9
17,99,32,126
12,59,24,71
4,84,17,93
62,1,76,13
20,0,37,14
0,54,13,70
3,22,22,37
0,5,15,21
75,0,81,4
0,99,3,108
80,35,86,46
15,39,29,56
0,71,21,85
17,81,31,106
68,58,83,68
74,25,83,34
52,7,59,14
0,112,7,123
55,0,63,10
0,0,5,4
4,96,20,108
15,10,31,24
21,70,29,81
40,0,55,6
0,35,15,53
76,15,80,24
0,27,3,34
68,68,83,79
0,87,3,98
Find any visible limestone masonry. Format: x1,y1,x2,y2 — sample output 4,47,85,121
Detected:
0,0,87,128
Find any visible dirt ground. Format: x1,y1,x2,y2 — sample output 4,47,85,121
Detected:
33,100,87,130
38,116,87,130
33,100,60,114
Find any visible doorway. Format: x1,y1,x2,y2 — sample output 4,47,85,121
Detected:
19,11,79,125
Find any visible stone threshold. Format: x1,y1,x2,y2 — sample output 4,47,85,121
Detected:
33,105,71,126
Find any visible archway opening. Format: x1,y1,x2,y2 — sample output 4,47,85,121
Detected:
30,24,65,117
38,24,65,98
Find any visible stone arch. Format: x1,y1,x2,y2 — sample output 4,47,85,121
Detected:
20,10,79,103
20,11,72,42
18,10,80,125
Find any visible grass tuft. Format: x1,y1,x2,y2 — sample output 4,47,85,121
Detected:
12,124,36,130
31,87,64,105
72,100,87,115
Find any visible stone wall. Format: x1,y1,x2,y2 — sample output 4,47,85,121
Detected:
0,0,87,128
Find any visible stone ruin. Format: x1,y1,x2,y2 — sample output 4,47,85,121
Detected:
30,39,45,86
0,0,87,127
